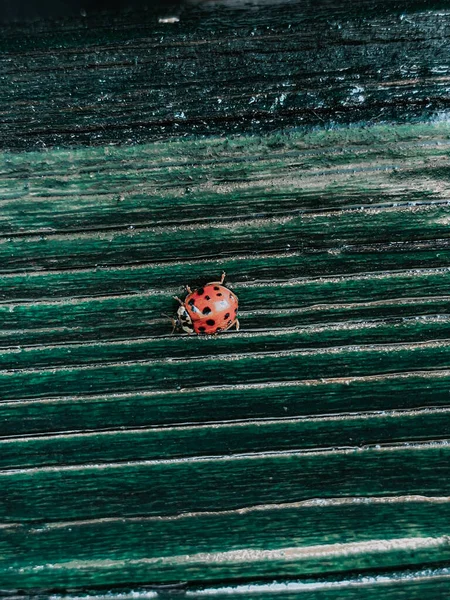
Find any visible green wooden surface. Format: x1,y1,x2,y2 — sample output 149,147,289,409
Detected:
42,567,450,600
2,0,450,150
1,0,450,597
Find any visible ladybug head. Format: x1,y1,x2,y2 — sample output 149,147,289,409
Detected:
176,305,194,334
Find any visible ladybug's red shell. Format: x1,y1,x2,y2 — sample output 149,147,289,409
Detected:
184,283,238,334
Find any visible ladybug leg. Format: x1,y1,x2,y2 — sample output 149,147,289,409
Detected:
235,319,240,331
185,285,192,294
161,313,177,334
207,271,227,285
173,295,184,305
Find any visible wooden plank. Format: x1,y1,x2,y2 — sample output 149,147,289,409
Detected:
1,371,450,437
2,245,450,303
3,316,450,371
185,570,450,600
2,204,450,271
0,123,450,237
21,569,450,600
2,1,450,150
1,407,449,469
3,340,450,400
2,444,450,524
1,500,450,588
6,570,450,600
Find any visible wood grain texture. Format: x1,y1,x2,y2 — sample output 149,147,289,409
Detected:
2,0,450,151
27,569,450,600
40,567,450,600
2,0,450,596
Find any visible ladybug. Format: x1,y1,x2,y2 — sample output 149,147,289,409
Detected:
171,272,239,334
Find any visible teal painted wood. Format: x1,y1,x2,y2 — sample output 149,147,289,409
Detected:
1,123,450,237
2,0,450,596
5,500,450,572
2,133,450,592
2,501,450,587
7,569,450,600
31,569,450,600
1,407,450,469
1,372,450,439
1,372,449,440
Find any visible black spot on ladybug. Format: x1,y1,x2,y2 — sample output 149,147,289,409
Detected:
216,327,222,332
198,326,206,333
197,288,204,296
205,295,210,300
229,293,233,298
202,306,211,315
224,313,230,319
235,308,238,313
217,293,222,297
206,319,215,326
228,320,232,325
188,298,195,306
214,286,220,290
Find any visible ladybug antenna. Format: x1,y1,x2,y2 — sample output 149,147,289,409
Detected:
161,312,177,334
